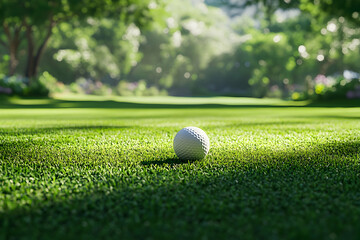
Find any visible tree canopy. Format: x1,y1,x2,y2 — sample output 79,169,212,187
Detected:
0,0,160,78
206,0,360,22
0,0,359,99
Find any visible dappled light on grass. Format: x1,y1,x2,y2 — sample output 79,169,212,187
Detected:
1,101,360,239
2,138,360,239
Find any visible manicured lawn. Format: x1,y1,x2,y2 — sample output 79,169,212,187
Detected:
1,96,360,240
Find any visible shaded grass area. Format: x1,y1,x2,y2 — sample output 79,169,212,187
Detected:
1,95,360,109
1,97,360,239
0,96,301,109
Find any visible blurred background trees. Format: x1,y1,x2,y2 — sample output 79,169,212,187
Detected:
0,0,359,99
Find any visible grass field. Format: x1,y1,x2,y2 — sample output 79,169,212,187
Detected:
1,96,360,240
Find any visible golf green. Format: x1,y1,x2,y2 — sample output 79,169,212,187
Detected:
1,96,360,240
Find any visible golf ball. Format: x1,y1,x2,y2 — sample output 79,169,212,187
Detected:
173,127,210,160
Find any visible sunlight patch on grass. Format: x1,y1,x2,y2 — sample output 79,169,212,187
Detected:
1,98,360,239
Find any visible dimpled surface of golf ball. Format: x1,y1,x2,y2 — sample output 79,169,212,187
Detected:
173,127,210,160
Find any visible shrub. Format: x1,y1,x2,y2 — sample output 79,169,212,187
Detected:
116,80,166,96
313,75,359,100
0,75,28,95
294,74,360,101
0,72,66,97
38,71,66,95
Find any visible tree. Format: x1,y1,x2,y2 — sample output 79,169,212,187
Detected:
204,0,360,98
129,0,239,95
299,0,360,23
205,0,299,21
205,0,360,22
0,0,157,79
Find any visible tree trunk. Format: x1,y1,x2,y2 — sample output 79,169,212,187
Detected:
25,24,35,79
32,21,55,77
9,44,19,76
2,22,22,76
25,18,55,80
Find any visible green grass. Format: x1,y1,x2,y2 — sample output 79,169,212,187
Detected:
1,96,360,240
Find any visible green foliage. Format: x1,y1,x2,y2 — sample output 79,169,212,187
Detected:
314,75,360,100
27,79,50,96
0,0,161,79
1,0,359,98
37,71,66,94
245,32,293,97
290,73,360,101
51,21,122,81
68,78,111,95
0,54,9,73
2,98,360,239
300,0,360,24
0,75,28,95
0,0,156,27
129,0,239,95
0,71,65,96
208,0,359,23
201,0,360,98
116,80,166,96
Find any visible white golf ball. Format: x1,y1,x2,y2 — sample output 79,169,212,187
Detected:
173,127,210,160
